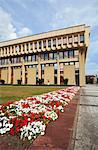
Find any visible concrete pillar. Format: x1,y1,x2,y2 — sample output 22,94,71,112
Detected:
24,43,27,53
56,37,58,48
8,59,11,84
8,66,11,84
21,57,25,84
10,46,13,55
79,50,85,86
57,53,60,85
21,44,24,54
57,61,60,85
0,48,3,57
46,39,48,50
4,47,6,56
38,54,41,79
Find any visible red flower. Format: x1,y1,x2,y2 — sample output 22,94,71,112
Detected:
22,103,30,108
10,128,14,136
56,102,61,107
15,119,20,126
35,114,39,119
42,116,46,119
16,127,20,133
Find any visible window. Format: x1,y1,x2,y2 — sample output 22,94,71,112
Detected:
65,62,69,65
23,44,25,52
54,70,57,74
28,56,31,61
42,64,44,70
48,39,51,47
1,59,5,65
36,55,38,61
15,45,19,53
49,53,53,60
68,50,74,58
30,43,33,50
43,40,46,48
16,57,21,63
2,48,4,55
54,64,58,71
44,53,48,60
5,59,8,64
24,56,28,62
80,34,84,43
34,42,37,49
11,58,14,63
26,44,28,51
32,55,36,61
63,37,67,45
68,36,72,44
58,38,62,46
74,50,79,57
41,54,44,60
53,39,56,46
70,62,74,65
53,52,57,60
59,52,63,59
5,47,7,54
64,51,68,58
74,35,78,43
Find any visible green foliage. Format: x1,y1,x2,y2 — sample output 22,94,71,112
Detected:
64,78,68,85
0,79,5,84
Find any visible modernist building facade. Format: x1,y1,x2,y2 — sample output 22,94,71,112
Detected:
0,24,90,86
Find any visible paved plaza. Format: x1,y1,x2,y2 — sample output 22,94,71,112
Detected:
74,85,98,150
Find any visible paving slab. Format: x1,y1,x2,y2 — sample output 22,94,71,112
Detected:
74,85,98,150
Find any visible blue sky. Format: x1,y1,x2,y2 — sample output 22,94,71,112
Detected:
0,0,98,75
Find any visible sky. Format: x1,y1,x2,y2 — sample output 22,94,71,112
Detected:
0,0,98,75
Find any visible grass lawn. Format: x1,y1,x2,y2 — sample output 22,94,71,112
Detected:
0,86,64,104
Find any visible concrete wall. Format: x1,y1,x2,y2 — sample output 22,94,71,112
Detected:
27,67,36,84
44,66,54,84
13,68,21,84
64,65,75,85
1,69,8,84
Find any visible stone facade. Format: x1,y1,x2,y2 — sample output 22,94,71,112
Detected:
0,24,90,86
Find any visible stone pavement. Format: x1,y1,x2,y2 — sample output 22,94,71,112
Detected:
74,85,98,150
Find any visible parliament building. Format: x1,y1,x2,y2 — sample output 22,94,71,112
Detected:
0,24,90,86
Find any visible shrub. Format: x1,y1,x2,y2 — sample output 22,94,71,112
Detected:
0,79,5,85
17,80,21,85
64,78,68,85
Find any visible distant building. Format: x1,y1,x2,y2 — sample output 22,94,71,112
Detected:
86,75,97,84
0,24,90,86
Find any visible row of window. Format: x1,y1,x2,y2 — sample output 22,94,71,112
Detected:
0,50,79,65
0,34,84,56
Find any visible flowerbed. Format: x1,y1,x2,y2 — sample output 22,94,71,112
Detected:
0,86,79,141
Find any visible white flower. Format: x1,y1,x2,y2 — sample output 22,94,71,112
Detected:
28,135,32,140
20,121,46,140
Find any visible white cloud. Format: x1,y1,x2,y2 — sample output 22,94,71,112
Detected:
0,7,32,41
50,1,98,29
0,7,17,41
18,27,32,37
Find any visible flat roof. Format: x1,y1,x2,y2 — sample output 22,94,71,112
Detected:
0,24,90,47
